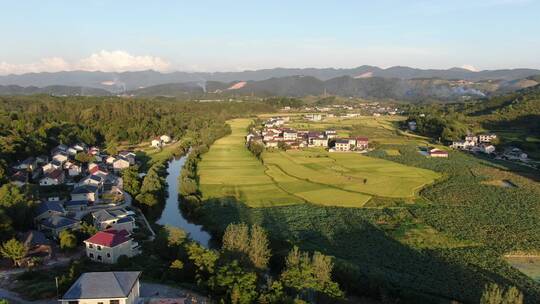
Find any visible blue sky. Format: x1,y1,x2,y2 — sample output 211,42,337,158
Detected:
1,0,539,74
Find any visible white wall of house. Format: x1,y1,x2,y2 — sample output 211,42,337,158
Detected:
85,240,136,264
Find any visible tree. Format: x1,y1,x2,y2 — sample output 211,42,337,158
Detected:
0,184,34,230
0,238,27,266
222,223,271,271
210,260,259,304
122,167,141,196
222,223,250,255
280,246,343,300
59,230,77,251
136,192,159,207
248,224,270,270
165,226,188,247
74,152,95,163
186,242,219,286
480,283,523,304
179,177,198,196
247,141,264,159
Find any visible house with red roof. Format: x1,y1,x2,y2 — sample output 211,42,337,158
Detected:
429,148,449,158
84,229,139,264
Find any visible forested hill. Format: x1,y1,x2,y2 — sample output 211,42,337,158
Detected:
469,85,540,156
0,96,274,165
128,75,540,102
0,84,111,96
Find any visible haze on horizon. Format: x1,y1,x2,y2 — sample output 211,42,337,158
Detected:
1,0,539,75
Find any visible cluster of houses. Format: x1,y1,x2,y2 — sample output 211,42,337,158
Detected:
10,143,136,188
151,134,172,148
247,116,369,152
9,141,143,266
451,133,498,154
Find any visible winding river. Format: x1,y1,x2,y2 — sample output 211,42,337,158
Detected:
156,155,212,247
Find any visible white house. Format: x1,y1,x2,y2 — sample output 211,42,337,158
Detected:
106,156,116,165
283,129,298,141
113,158,130,172
71,185,100,203
151,138,162,148
478,134,497,143
160,134,171,143
84,230,139,264
429,148,449,158
480,144,496,154
52,152,69,164
334,139,351,152
60,271,141,304
92,209,136,232
39,169,65,186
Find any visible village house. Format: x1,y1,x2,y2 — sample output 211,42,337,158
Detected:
52,144,68,155
34,201,66,222
67,146,78,156
42,161,61,174
36,155,49,164
38,215,80,237
451,140,476,150
89,146,100,155
84,229,139,264
118,151,136,165
19,230,53,264
356,137,369,150
311,137,329,147
408,121,417,131
113,158,130,172
92,209,136,232
504,147,528,161
334,139,351,152
305,113,323,121
265,140,279,148
283,129,298,141
39,169,65,186
64,200,89,212
429,148,449,158
13,157,37,171
89,163,109,176
60,271,141,304
478,134,497,143
106,156,116,165
160,134,171,143
52,152,69,164
66,162,82,177
71,184,100,203
151,138,162,148
10,171,28,187
72,143,87,152
324,130,337,139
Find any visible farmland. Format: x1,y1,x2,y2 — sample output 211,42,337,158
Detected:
198,117,439,207
195,114,540,303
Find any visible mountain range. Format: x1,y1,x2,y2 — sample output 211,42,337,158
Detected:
1,66,539,101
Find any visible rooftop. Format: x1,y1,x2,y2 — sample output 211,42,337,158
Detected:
62,271,141,299
85,229,131,247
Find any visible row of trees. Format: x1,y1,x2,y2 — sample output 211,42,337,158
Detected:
152,223,343,303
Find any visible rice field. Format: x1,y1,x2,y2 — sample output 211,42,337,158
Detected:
198,118,440,208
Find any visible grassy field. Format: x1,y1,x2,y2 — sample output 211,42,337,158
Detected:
198,117,439,207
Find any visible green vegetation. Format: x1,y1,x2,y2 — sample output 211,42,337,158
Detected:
199,118,438,208
0,238,27,266
198,119,303,207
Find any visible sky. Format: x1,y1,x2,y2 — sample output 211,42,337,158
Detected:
1,0,539,74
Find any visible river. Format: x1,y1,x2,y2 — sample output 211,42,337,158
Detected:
156,155,212,247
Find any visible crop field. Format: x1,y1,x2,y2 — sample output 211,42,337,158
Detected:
264,150,439,198
198,118,439,208
196,116,540,303
198,119,302,207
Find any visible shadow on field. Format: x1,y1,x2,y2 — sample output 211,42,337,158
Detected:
195,197,540,304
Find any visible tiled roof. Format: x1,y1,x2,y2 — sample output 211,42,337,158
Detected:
40,215,79,229
35,201,64,216
62,271,141,299
85,229,131,247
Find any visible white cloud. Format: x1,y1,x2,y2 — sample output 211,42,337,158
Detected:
0,50,171,75
461,64,479,72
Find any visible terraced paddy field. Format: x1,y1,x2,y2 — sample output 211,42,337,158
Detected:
198,118,440,207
